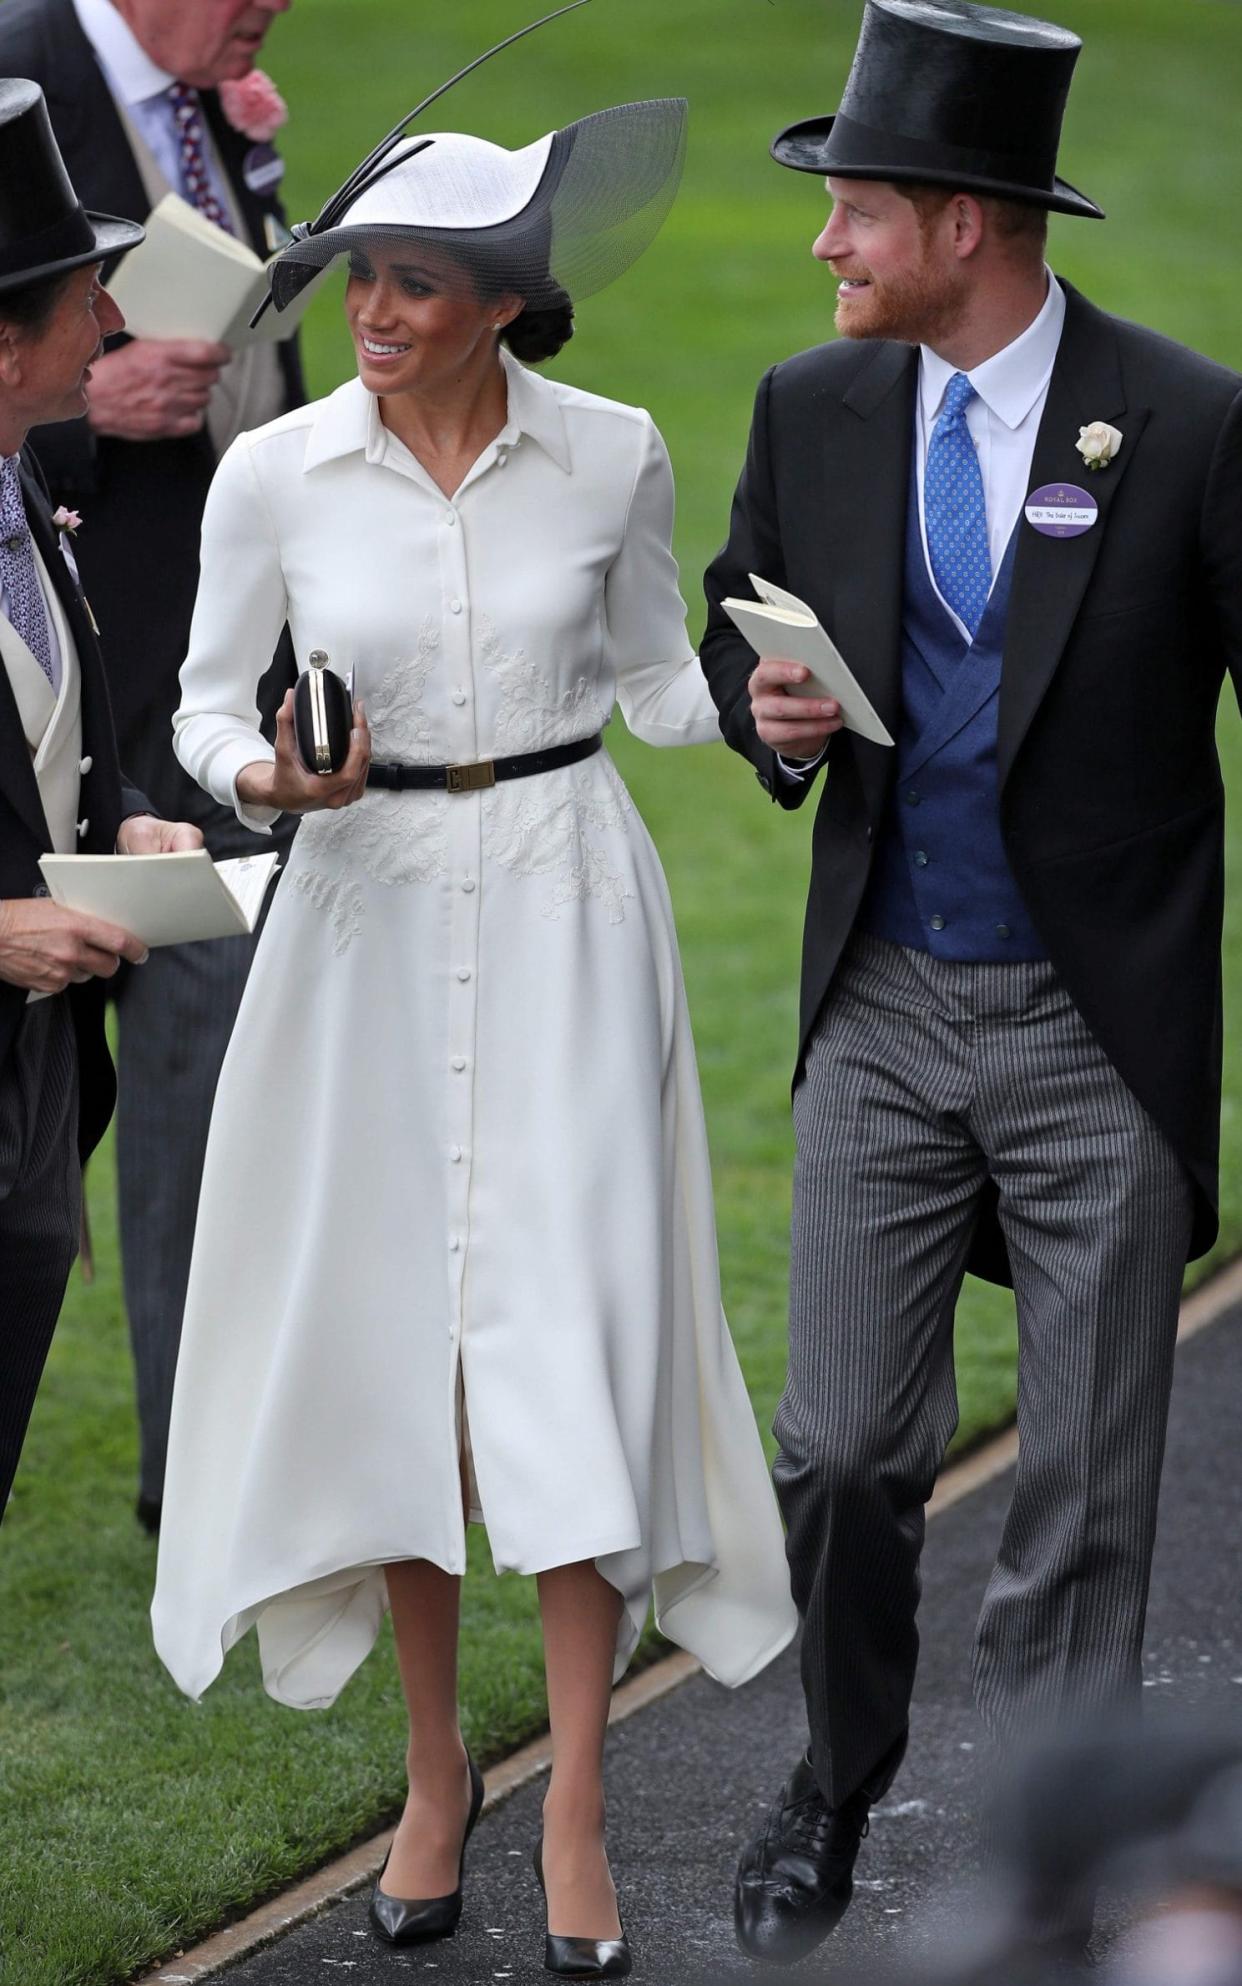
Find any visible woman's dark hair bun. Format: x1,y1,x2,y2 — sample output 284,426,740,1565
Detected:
501,293,575,365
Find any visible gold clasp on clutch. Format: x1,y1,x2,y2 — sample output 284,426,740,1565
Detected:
445,760,497,794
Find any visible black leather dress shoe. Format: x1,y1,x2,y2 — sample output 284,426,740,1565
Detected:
533,1838,632,1978
734,1750,871,1965
368,1754,485,1946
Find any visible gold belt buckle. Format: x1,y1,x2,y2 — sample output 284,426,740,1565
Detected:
445,759,496,794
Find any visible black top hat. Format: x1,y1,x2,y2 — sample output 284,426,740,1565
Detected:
0,77,144,296
772,0,1103,220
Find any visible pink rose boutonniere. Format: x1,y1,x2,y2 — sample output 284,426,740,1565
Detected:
52,504,82,583
219,69,288,145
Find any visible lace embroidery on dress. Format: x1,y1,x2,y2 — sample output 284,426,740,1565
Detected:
477,617,633,923
290,621,449,953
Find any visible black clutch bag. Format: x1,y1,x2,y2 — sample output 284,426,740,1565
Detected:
293,650,353,775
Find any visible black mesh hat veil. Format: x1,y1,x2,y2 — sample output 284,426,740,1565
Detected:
267,99,687,316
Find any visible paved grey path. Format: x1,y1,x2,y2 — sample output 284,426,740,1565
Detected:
223,1307,1242,1986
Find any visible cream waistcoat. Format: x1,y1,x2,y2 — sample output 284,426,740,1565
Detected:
2,544,84,1003
0,538,83,855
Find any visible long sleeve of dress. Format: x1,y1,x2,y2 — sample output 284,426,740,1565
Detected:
173,437,288,832
606,416,721,748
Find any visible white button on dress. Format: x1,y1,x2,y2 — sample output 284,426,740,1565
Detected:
157,350,797,1713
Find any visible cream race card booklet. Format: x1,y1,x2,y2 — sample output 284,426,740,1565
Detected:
39,849,280,948
721,575,894,747
107,193,329,347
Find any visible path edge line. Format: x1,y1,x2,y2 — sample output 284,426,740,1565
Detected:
141,1257,1242,1982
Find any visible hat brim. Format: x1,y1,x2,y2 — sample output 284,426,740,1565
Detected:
771,115,1104,221
0,209,146,295
269,99,689,317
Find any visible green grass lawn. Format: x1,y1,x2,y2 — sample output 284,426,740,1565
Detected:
2,2,1241,1980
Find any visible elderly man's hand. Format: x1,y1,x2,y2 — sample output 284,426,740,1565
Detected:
748,656,844,758
0,899,149,994
116,816,204,856
87,339,232,441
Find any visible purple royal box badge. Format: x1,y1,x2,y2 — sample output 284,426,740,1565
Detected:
1024,483,1099,539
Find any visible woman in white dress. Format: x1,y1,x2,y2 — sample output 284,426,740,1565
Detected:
152,100,796,1975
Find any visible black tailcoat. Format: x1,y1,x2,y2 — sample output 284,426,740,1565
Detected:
0,459,151,1163
0,0,305,780
702,283,1242,1272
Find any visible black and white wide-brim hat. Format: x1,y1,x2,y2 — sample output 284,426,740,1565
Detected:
772,0,1103,220
268,99,688,315
0,77,144,294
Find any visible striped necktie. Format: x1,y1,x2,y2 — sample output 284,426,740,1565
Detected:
167,83,235,234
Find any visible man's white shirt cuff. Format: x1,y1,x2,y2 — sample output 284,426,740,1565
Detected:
776,749,827,781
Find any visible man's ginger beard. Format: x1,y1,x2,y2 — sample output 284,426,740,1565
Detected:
831,234,970,346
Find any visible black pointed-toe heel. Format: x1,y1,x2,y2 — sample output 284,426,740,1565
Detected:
368,1753,485,1947
533,1837,632,1979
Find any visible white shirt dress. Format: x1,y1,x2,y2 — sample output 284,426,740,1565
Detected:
151,351,797,1708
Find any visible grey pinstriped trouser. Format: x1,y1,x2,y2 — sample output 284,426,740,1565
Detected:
0,995,80,1516
776,933,1194,1811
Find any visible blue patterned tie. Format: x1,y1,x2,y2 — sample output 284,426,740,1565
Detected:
924,372,991,641
0,456,55,689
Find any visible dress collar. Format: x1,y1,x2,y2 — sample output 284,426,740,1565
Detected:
303,351,572,476
920,270,1066,434
495,347,571,472
72,0,175,105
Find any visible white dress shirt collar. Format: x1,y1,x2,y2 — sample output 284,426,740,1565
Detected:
72,0,174,104
304,350,572,479
920,271,1066,434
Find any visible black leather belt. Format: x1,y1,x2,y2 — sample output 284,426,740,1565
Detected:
367,732,602,794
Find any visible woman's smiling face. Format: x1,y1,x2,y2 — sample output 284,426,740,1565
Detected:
344,242,522,398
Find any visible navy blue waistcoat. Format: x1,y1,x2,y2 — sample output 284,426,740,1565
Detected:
859,457,1048,961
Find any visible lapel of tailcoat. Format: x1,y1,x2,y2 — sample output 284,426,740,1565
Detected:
7,463,116,850
0,645,50,847
997,281,1147,788
823,340,918,829
41,0,151,240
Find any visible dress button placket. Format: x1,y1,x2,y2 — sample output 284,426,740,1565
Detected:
441,490,480,1472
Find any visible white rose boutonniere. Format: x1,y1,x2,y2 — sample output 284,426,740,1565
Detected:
1076,421,1123,472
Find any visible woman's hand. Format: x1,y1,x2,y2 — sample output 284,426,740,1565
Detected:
236,691,371,815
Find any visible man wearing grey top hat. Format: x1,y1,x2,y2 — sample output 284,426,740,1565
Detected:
701,0,1242,1962
0,78,201,1518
